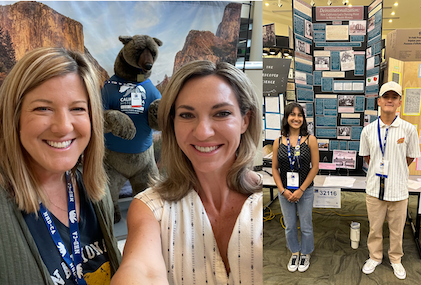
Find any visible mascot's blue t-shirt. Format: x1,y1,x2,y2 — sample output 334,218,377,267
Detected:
102,75,161,154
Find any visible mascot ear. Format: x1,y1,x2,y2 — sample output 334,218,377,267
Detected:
153,38,163,47
119,36,133,45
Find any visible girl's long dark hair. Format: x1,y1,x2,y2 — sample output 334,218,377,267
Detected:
281,102,309,136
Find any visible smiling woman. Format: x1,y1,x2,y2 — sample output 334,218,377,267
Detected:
271,102,319,273
173,74,250,176
19,74,91,178
0,47,121,284
111,60,263,285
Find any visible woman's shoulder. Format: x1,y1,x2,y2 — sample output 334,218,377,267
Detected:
134,187,162,203
133,187,167,222
307,134,317,145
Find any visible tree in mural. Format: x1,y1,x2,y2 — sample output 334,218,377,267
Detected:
0,26,16,82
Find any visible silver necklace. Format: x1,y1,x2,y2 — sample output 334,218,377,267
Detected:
49,198,67,212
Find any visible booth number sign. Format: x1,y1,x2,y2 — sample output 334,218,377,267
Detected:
313,188,341,209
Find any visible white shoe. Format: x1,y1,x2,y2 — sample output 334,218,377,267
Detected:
298,254,310,272
391,262,406,280
287,254,299,272
362,258,381,274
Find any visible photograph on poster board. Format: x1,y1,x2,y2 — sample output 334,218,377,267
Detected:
337,126,351,140
367,16,375,32
318,139,329,151
338,95,355,113
349,20,366,35
392,72,400,84
333,150,357,169
287,90,296,101
295,71,307,84
305,19,313,39
315,56,330,71
340,50,355,71
299,103,308,117
364,113,378,126
263,23,276,47
364,114,370,126
307,118,314,136
403,88,421,116
366,75,379,86
366,47,372,58
366,56,375,70
325,25,349,41
295,38,310,54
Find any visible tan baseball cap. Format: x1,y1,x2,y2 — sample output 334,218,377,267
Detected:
379,81,402,97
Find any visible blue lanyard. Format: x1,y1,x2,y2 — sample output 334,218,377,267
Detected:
287,134,301,171
39,172,87,285
377,116,397,158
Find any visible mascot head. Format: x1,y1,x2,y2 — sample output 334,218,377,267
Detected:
114,35,163,82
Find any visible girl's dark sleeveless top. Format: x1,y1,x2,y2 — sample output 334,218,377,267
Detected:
277,135,314,189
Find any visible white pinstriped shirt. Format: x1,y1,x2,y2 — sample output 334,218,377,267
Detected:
135,188,263,285
359,116,420,201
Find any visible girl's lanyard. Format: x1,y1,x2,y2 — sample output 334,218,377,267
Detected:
287,134,301,171
376,116,396,178
287,134,301,189
39,171,87,285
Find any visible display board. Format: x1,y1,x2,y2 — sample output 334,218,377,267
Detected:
263,58,291,141
387,57,421,175
291,0,383,174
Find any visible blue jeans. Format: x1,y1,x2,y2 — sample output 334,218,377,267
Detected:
278,186,314,255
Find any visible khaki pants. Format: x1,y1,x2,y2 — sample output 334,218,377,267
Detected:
366,194,408,264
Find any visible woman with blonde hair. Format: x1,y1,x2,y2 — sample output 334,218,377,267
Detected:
0,47,121,284
112,60,263,285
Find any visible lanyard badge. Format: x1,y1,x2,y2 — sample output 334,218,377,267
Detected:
40,171,87,285
287,135,301,189
375,116,396,179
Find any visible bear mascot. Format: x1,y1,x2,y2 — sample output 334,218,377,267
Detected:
101,35,162,223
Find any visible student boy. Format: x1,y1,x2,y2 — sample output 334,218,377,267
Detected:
359,81,420,280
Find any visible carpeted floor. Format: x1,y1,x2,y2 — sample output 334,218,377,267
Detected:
263,187,421,285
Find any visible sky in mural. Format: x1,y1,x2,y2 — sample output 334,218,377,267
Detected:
3,1,229,84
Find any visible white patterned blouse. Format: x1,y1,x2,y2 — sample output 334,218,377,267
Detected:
134,188,263,285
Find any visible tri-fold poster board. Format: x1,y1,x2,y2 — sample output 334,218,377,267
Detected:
290,0,383,172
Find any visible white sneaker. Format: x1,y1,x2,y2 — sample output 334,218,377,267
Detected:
298,254,310,272
391,262,406,280
287,254,299,272
362,258,381,274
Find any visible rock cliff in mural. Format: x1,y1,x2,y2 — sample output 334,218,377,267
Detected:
0,1,108,85
173,2,241,73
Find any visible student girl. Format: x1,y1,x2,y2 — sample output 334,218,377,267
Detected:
272,102,319,273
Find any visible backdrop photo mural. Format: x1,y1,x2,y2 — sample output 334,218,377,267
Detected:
0,1,242,89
